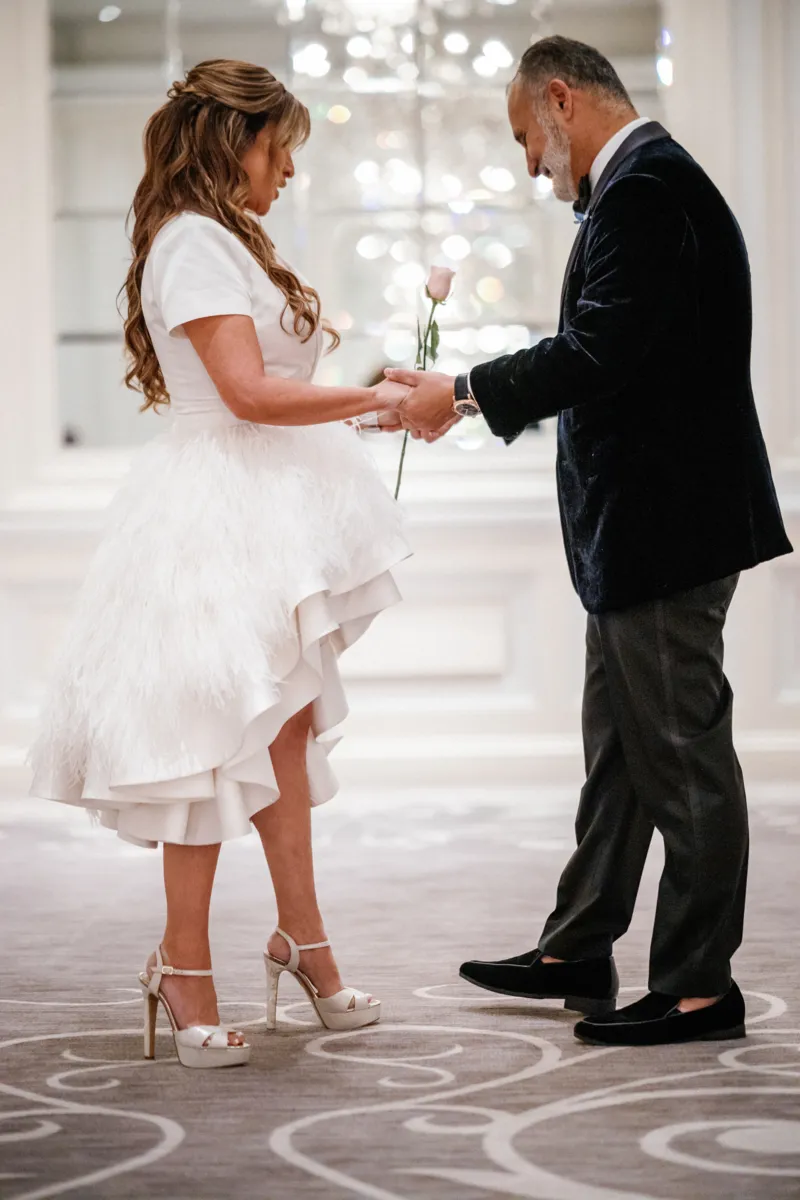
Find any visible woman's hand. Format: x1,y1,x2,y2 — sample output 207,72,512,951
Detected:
351,380,459,440
375,410,405,432
352,379,409,433
371,378,410,412
347,409,406,434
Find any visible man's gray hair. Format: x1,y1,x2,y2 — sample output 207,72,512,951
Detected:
514,35,633,110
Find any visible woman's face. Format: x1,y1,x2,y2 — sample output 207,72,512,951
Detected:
242,126,296,216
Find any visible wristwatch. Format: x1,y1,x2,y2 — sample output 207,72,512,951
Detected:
454,372,481,418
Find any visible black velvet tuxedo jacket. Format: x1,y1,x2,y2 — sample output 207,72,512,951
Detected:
470,123,792,614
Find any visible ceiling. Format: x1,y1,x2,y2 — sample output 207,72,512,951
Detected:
52,0,662,74
52,0,659,21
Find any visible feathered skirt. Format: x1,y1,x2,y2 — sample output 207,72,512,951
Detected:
28,414,410,848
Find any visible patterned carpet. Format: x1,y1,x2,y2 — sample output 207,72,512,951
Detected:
0,788,798,1199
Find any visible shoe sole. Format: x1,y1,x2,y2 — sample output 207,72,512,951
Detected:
574,1022,747,1047
458,970,617,1017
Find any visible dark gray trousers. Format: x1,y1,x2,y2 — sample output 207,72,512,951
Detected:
539,575,748,995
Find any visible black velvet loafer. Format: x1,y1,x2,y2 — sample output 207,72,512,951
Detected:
459,949,618,1016
573,981,746,1046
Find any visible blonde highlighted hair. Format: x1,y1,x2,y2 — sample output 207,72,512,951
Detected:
122,58,338,411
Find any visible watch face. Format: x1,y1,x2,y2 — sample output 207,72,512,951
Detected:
455,400,480,417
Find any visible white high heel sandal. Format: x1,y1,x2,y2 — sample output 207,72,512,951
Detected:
264,928,381,1032
139,946,251,1070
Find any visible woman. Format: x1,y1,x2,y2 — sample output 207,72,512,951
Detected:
29,59,411,1070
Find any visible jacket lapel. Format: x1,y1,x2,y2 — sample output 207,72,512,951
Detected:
559,219,590,323
559,122,672,325
586,121,671,215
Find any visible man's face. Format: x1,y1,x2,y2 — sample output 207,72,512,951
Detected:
507,80,578,203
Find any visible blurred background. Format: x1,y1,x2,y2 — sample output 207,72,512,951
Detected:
0,0,797,796
49,0,665,447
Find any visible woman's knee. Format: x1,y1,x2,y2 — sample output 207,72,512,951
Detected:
273,703,314,750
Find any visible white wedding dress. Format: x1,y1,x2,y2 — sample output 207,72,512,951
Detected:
29,212,410,848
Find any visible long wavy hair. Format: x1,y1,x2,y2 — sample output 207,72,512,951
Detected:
122,59,338,412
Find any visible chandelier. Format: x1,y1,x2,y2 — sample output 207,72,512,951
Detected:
281,0,420,32
341,0,418,23
282,0,554,32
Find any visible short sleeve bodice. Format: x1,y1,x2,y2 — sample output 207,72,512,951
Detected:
141,212,323,418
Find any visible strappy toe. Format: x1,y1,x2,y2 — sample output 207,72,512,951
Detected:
264,928,381,1032
138,946,250,1069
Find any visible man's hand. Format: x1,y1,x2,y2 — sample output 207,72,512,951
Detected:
377,409,460,441
384,368,456,434
407,413,463,442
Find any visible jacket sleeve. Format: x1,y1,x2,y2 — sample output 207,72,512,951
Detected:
470,173,692,441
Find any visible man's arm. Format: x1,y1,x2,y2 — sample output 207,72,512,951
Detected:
472,173,692,440
388,174,693,438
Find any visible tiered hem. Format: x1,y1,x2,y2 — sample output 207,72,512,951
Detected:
30,565,403,848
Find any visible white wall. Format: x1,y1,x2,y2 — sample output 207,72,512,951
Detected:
660,0,800,779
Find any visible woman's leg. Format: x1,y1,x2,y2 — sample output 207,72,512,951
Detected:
147,842,243,1044
251,704,345,998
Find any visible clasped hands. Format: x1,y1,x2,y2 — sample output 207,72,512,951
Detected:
367,369,461,443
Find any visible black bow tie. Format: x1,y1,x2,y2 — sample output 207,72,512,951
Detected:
573,174,592,217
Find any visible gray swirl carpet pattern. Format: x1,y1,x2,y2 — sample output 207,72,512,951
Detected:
0,789,798,1199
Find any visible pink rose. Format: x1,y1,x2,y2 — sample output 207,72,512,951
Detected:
426,266,455,303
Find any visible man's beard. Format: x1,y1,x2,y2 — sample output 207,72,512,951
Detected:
538,108,578,203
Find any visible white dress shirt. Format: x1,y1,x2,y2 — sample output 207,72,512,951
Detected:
588,116,651,193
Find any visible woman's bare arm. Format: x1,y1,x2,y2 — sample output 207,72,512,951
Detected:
183,313,405,425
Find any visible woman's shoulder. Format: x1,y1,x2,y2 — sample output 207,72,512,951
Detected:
150,212,253,262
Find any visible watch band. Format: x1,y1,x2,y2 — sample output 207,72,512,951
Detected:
454,373,471,403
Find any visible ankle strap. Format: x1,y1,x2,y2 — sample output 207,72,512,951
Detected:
275,928,330,974
276,927,330,952
148,946,212,995
160,965,213,977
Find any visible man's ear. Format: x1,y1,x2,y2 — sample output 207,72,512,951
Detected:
548,78,574,120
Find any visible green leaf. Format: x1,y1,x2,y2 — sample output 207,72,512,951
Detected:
429,319,440,365
416,317,424,369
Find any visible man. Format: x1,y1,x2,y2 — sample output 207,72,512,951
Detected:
386,36,792,1046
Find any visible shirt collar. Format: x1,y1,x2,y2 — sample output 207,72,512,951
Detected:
588,116,652,193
